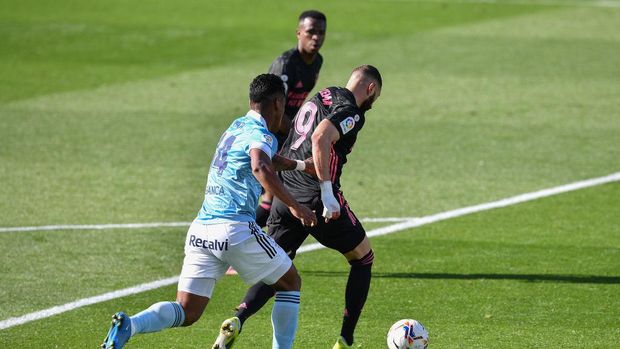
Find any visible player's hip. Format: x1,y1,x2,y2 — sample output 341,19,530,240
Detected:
268,194,365,249
270,190,357,219
182,220,291,285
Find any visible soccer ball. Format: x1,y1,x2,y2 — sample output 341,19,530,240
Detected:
386,319,429,349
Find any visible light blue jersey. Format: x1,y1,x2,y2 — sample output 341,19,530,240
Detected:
196,110,278,224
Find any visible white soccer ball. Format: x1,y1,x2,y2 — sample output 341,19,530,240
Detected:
386,319,429,349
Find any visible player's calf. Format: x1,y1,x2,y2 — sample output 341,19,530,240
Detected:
340,249,374,346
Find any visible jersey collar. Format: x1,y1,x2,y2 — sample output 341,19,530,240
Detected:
247,109,268,128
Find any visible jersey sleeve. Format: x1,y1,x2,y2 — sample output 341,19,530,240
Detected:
327,109,364,139
247,130,278,158
268,56,289,94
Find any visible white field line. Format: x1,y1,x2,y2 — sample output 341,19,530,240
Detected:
299,172,620,253
1,172,618,330
359,217,419,223
0,277,179,331
0,218,416,234
0,222,190,233
377,0,620,9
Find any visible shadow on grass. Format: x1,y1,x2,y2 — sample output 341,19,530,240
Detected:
301,270,620,284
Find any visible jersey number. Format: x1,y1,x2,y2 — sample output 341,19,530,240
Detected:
212,134,236,175
290,101,318,150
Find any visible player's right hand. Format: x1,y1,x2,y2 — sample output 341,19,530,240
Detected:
319,181,340,223
290,204,317,227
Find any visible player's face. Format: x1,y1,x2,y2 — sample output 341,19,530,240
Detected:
273,94,286,128
297,18,326,55
360,83,381,112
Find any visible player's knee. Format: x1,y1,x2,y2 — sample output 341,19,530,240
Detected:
349,249,374,267
175,298,207,327
284,270,302,291
180,307,202,326
292,272,302,290
276,266,302,291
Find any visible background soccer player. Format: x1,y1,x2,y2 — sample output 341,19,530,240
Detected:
229,65,382,349
256,9,327,227
100,74,317,349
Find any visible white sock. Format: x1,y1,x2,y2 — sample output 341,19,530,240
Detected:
129,301,185,336
271,291,300,349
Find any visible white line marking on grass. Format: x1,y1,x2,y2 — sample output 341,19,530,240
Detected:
0,218,417,234
300,172,620,252
1,172,618,330
0,222,190,233
359,217,419,223
0,277,179,331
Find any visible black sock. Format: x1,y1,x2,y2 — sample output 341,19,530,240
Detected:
255,200,272,228
340,250,374,345
235,282,276,327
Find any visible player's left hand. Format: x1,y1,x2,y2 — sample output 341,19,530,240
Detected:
321,201,340,222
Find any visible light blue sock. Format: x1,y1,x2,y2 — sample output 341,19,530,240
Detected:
129,301,185,336
271,291,300,349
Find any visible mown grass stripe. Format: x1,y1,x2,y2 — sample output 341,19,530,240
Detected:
379,0,620,9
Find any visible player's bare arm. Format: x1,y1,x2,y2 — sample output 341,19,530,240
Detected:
311,119,340,180
250,148,317,227
272,154,316,177
311,119,341,222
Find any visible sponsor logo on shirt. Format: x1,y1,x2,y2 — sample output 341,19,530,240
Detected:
232,120,245,129
339,116,356,135
263,134,273,145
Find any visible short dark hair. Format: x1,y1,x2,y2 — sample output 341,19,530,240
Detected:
299,10,326,23
353,64,382,88
249,73,285,105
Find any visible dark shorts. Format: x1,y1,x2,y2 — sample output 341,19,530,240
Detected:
266,192,366,259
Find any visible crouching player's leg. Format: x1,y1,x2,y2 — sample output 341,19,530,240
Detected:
101,221,224,349
101,298,189,349
100,279,213,348
212,222,301,349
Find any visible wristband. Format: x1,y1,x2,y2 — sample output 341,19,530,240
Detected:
295,160,306,171
319,180,332,192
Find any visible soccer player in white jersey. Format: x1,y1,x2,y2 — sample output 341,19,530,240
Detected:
100,74,317,349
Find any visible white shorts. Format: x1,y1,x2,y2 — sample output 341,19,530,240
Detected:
178,220,292,297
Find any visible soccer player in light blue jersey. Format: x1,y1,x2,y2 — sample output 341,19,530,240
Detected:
101,74,317,349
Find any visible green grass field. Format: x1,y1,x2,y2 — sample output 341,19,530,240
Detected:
1,0,619,348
